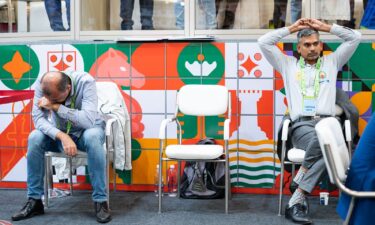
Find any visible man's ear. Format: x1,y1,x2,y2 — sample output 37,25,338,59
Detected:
297,43,301,54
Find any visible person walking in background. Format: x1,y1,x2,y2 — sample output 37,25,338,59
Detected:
120,0,154,30
45,0,70,31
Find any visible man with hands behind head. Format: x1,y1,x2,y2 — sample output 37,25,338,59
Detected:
258,19,361,224
11,71,111,223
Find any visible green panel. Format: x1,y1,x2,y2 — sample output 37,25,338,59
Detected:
178,114,198,139
72,44,97,73
177,43,202,82
201,43,225,84
205,116,225,139
0,45,39,90
349,43,375,85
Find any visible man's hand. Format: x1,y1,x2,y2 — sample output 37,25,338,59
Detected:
56,132,77,156
38,97,60,111
288,18,310,33
304,18,332,32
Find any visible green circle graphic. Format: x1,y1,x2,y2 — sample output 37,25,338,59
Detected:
0,45,39,90
177,43,224,84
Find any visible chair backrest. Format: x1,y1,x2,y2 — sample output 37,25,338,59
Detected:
177,85,229,116
315,117,350,184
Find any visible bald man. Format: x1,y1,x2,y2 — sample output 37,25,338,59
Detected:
12,71,111,223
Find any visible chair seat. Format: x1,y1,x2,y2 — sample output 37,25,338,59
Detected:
45,150,87,158
165,144,223,160
287,148,305,163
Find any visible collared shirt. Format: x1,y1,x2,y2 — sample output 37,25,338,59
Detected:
32,71,104,140
258,24,361,121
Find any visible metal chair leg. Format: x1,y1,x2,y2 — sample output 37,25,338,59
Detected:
158,141,163,213
177,161,181,198
69,157,73,195
44,155,50,208
113,149,116,192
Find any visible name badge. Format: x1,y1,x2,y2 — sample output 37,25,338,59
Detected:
303,97,316,116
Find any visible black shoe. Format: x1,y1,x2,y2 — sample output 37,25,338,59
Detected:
95,201,111,223
11,198,44,221
289,181,298,194
285,203,312,224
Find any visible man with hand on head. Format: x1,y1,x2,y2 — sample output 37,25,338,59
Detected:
11,71,111,223
258,18,361,224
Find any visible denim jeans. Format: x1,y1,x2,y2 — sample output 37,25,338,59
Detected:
27,127,107,202
44,0,70,31
175,0,216,29
290,0,302,23
120,0,154,30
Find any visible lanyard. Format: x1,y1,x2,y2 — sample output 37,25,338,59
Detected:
299,57,322,98
56,76,76,135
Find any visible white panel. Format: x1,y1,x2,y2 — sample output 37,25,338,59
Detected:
131,90,165,114
238,42,274,78
3,156,27,182
142,115,165,138
224,43,238,78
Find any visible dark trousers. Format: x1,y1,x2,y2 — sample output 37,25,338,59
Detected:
120,0,154,30
215,0,239,29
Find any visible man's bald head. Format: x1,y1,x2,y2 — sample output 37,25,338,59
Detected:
40,71,71,104
40,71,71,97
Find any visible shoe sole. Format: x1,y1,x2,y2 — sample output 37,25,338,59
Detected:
97,216,112,223
12,210,44,221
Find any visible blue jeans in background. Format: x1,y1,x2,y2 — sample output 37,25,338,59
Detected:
175,0,216,29
120,0,154,30
290,0,302,23
44,0,70,31
26,127,107,202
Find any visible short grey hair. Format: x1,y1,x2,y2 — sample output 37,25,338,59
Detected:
297,28,320,43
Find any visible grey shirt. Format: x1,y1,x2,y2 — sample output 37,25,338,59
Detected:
32,71,104,140
258,24,361,121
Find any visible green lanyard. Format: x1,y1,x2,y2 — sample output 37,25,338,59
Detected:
66,95,76,135
298,57,322,98
56,76,76,135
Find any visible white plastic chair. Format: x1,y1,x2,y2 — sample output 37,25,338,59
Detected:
44,82,122,207
316,117,375,225
277,105,352,216
158,85,231,214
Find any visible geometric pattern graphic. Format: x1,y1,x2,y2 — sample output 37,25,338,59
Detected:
0,41,374,192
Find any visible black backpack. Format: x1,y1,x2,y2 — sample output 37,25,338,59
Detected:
179,138,225,199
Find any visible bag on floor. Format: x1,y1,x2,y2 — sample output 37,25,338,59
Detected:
179,138,225,199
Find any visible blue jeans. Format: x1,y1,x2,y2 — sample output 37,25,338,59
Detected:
290,0,302,23
27,127,107,202
120,0,154,30
175,0,216,29
44,0,71,31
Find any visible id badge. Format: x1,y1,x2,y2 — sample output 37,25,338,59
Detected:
303,97,316,116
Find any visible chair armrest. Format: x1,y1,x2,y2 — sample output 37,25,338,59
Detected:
105,118,117,136
223,119,231,140
159,118,175,140
281,119,291,141
344,120,352,142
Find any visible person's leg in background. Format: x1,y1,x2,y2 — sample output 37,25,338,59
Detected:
174,0,184,29
272,0,287,28
290,0,302,23
140,0,154,30
221,0,239,29
65,0,70,30
120,0,135,30
44,0,65,31
200,0,217,29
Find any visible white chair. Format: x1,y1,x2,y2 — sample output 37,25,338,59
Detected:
158,85,231,214
316,117,375,225
277,105,353,216
44,82,123,207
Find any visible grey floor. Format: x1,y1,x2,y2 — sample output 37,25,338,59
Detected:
0,189,342,225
